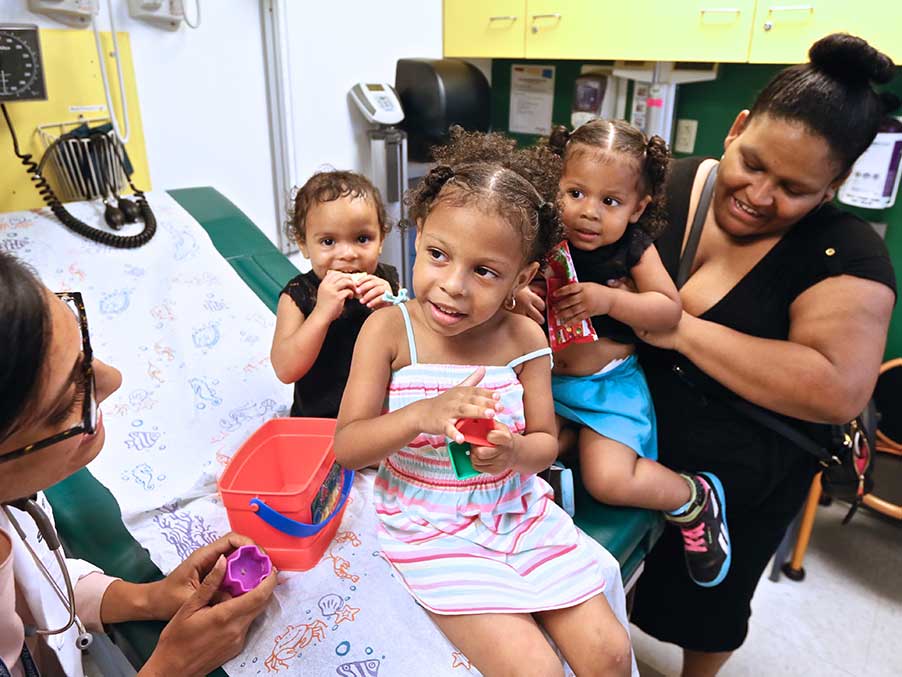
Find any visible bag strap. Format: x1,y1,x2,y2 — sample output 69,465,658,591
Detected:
674,162,836,465
676,163,718,289
729,399,836,465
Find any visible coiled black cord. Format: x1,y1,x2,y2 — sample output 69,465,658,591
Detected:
2,103,156,249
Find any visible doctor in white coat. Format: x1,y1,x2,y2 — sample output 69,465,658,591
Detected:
0,251,276,677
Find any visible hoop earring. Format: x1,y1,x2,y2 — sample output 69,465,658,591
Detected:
503,295,517,311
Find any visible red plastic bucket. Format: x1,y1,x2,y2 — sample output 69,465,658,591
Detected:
218,418,354,571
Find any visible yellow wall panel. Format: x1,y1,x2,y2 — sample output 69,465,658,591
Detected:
1,28,150,213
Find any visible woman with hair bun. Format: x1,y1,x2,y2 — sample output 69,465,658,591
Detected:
630,33,897,675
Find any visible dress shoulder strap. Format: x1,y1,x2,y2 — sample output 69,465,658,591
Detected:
506,347,553,370
397,302,418,365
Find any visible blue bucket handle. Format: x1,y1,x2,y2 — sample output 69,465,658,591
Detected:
249,468,354,537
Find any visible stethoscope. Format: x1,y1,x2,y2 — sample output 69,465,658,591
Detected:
2,496,93,650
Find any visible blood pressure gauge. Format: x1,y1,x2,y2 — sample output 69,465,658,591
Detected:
0,25,47,102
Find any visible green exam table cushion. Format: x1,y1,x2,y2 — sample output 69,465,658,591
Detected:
44,186,662,672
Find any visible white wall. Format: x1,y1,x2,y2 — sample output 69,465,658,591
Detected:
283,1,443,188
0,0,276,239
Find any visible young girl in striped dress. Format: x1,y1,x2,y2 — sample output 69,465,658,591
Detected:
335,129,631,677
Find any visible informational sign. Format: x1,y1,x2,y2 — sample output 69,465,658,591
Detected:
839,130,902,210
509,64,555,135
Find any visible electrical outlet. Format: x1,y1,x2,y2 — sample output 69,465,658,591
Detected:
674,119,698,154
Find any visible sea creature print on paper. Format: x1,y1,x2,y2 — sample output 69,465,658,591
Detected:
124,430,161,452
99,289,131,316
334,531,361,548
121,463,166,490
318,594,345,618
264,620,328,672
172,226,198,261
152,503,219,560
189,377,222,409
219,399,278,432
325,551,359,583
335,660,381,677
192,321,221,351
129,389,157,411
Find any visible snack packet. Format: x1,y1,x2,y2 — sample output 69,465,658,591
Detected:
545,241,598,351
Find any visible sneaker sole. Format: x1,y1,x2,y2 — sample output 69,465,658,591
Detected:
695,471,731,588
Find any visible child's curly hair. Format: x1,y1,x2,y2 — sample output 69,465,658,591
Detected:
406,127,564,266
548,120,670,239
287,170,390,244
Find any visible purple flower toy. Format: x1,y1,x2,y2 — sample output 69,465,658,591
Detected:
220,545,272,597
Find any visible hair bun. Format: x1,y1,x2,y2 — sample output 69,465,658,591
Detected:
548,125,571,156
809,33,895,86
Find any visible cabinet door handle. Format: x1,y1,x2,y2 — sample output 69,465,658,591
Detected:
488,15,518,22
700,7,742,14
530,12,561,33
767,4,815,13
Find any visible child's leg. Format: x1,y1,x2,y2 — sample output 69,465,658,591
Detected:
428,611,565,677
579,428,691,511
536,594,631,677
555,414,579,461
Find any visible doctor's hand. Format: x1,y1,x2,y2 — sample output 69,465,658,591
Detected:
146,532,264,620
140,541,277,677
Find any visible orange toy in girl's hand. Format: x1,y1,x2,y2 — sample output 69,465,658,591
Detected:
455,418,496,448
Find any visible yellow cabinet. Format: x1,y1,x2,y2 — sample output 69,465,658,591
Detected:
523,1,756,62
748,1,902,64
444,0,526,58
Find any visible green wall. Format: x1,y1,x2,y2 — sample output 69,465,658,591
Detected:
490,60,902,359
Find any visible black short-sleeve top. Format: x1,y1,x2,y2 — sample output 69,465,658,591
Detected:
568,222,655,344
281,263,399,418
640,157,896,473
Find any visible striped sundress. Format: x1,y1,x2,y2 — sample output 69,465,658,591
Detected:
373,303,609,615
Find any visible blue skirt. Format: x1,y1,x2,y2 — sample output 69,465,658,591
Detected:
552,354,658,459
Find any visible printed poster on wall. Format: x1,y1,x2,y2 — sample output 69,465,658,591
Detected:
509,64,555,135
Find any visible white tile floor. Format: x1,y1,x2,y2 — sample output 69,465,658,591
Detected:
633,502,902,677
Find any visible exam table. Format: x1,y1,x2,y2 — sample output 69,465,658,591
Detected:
41,187,663,671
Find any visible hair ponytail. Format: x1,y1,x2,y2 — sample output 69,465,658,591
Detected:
548,125,571,157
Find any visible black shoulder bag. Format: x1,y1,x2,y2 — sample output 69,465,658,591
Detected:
676,165,875,524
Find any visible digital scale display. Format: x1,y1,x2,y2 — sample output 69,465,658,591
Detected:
0,25,47,102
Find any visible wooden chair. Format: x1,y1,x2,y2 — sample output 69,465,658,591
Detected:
776,358,902,581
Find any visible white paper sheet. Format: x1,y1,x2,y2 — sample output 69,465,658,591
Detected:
0,195,637,676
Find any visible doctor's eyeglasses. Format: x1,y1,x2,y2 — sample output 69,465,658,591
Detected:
0,292,97,465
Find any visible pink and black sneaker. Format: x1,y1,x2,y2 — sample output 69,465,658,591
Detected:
670,472,731,587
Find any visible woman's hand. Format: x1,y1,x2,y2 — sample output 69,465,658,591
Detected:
144,533,262,621
637,310,690,351
414,367,503,442
311,270,356,323
356,274,393,310
470,421,518,475
139,550,277,677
